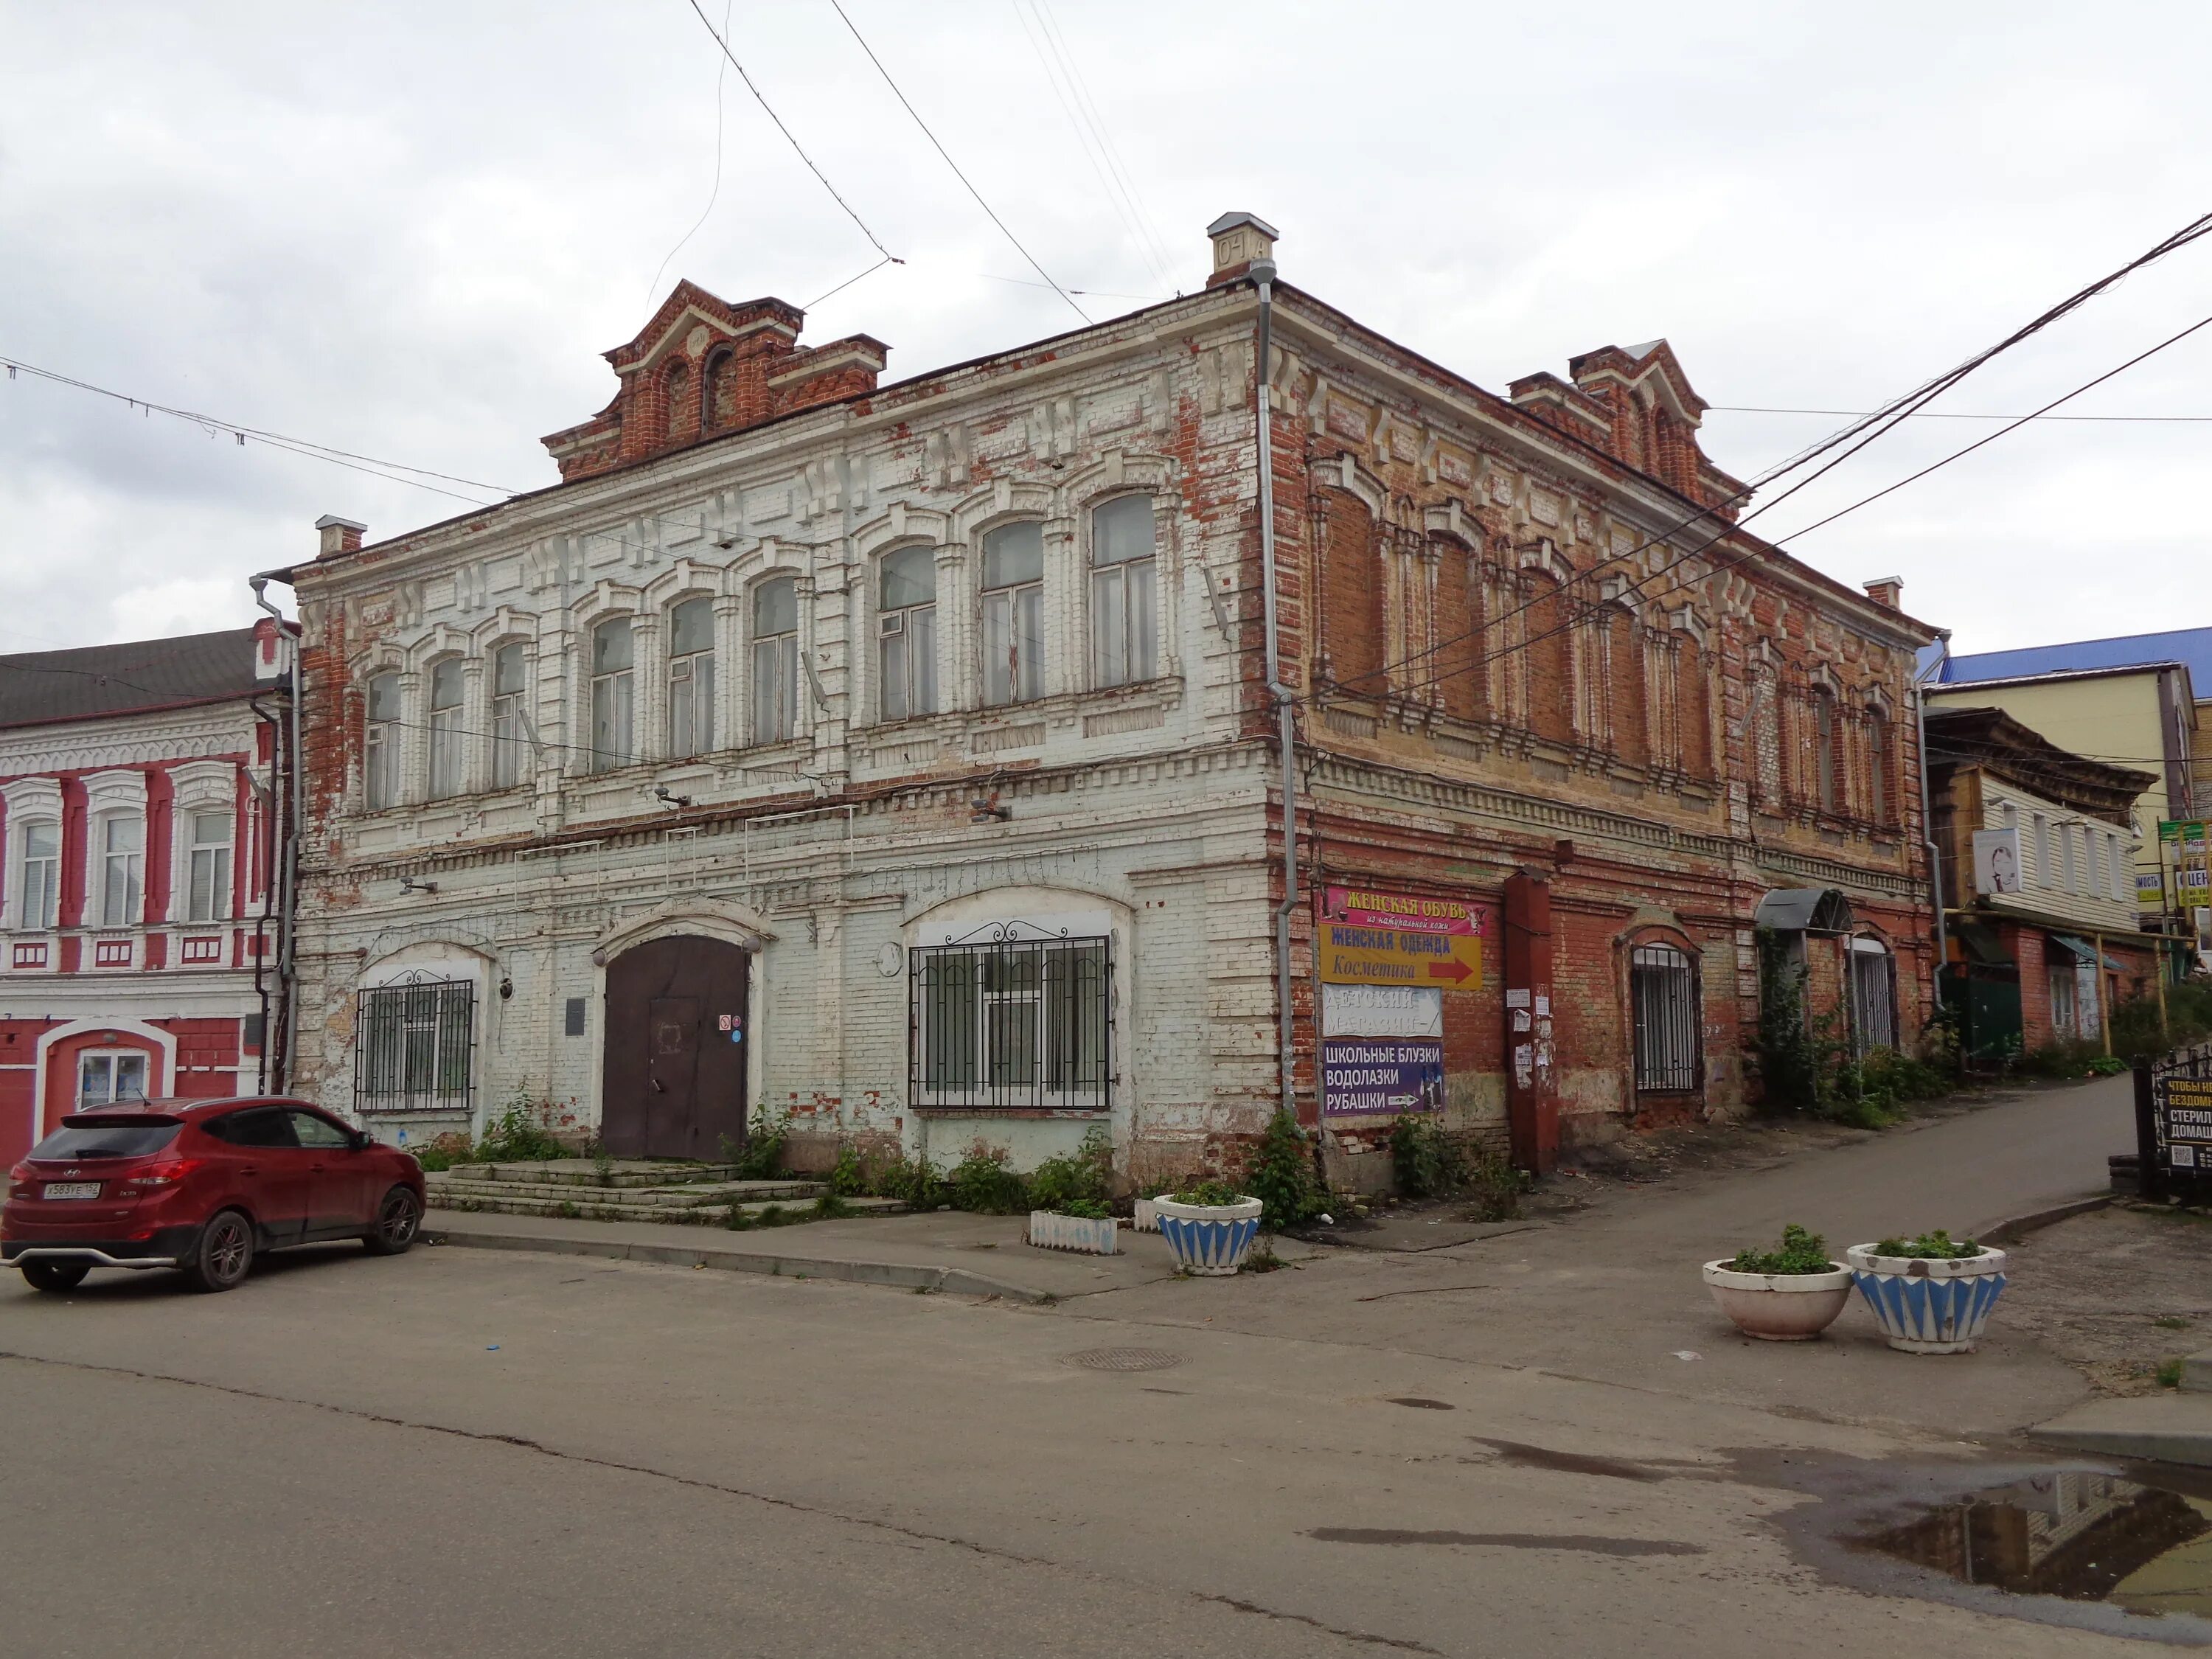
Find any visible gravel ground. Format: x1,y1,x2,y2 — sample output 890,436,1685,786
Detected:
2000,1203,2212,1395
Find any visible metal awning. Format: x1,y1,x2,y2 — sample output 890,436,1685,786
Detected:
2048,933,2126,970
1753,887,1855,933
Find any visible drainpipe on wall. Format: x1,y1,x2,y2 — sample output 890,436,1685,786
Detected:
1253,257,1298,1121
250,573,301,1091
1914,632,1950,1027
247,693,281,1093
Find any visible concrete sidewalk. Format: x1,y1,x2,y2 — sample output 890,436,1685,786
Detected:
424,1206,1318,1301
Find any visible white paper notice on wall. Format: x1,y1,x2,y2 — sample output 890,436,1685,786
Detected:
1973,827,2023,895
1321,983,1444,1039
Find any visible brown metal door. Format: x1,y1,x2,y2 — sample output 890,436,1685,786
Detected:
600,936,750,1160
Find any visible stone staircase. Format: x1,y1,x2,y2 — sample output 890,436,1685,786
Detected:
422,1158,905,1226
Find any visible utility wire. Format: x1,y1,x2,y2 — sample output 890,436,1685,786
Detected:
1383,303,2212,710
1029,0,1177,288
828,0,1090,324
1338,206,2212,692
647,0,736,307
1714,404,2212,423
978,272,1166,302
680,0,899,263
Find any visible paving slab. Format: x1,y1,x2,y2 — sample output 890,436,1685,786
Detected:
1298,1216,1543,1253
2030,1391,2212,1467
2188,1347,2212,1395
422,1207,1317,1301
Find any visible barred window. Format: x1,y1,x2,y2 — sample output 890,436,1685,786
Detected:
911,932,1110,1110
1630,942,1701,1092
355,974,475,1115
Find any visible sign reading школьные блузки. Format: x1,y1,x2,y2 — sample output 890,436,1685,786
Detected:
1315,888,1489,1117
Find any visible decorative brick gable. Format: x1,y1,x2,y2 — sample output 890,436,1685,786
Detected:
540,279,888,481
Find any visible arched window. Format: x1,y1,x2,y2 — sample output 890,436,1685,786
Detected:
1090,495,1156,687
751,577,799,745
1430,538,1483,723
878,547,938,721
428,658,465,798
1812,689,1840,813
99,814,144,927
186,808,232,923
981,523,1044,705
1608,608,1646,765
1750,668,1781,806
1320,491,1385,695
665,358,695,442
1866,706,1891,824
1680,639,1713,777
16,820,60,929
364,671,401,808
1849,936,1897,1056
1630,942,1701,1091
1525,572,1573,746
667,597,716,757
490,643,529,789
589,618,635,772
702,348,734,432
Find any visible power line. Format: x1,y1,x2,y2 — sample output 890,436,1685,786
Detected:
680,0,900,265
978,272,1166,302
647,0,736,307
1010,0,1175,294
828,0,1090,325
1,354,518,507
1029,0,1178,288
1386,302,2212,711
1332,206,2212,695
1713,404,2212,423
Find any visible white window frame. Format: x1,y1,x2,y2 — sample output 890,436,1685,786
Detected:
96,813,145,929
981,521,1045,706
751,577,800,747
588,616,636,773
1089,495,1158,689
490,641,530,790
15,817,60,931
185,808,234,924
364,671,402,809
427,657,467,799
667,597,717,759
77,1048,149,1107
877,546,939,723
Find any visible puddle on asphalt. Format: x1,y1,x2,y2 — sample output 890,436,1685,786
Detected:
1769,1454,2212,1645
1853,1470,2211,1626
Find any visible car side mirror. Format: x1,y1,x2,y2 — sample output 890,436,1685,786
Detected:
349,1130,375,1152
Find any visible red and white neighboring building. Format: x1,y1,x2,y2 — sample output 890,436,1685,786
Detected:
0,622,294,1162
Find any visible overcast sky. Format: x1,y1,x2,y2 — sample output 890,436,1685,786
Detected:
2,1,2205,657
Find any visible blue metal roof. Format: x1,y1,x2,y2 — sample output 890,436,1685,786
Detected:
1937,627,2212,690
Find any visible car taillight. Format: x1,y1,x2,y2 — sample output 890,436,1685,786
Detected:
117,1158,204,1194
7,1161,31,1199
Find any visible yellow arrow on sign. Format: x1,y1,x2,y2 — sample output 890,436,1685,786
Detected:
1318,923,1482,990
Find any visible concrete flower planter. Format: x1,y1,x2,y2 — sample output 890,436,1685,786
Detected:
1846,1243,2009,1354
1027,1210,1119,1256
1701,1260,1854,1341
1132,1197,1163,1234
1154,1194,1265,1276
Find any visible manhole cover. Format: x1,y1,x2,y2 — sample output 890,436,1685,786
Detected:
1063,1347,1187,1373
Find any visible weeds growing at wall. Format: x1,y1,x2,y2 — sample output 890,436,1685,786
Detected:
1750,929,1956,1126
1242,1110,1325,1231
1027,1127,1113,1214
723,1105,792,1180
1387,1115,1525,1221
475,1094,570,1163
944,1141,1029,1214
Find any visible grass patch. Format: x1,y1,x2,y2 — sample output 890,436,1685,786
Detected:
2155,1357,2186,1389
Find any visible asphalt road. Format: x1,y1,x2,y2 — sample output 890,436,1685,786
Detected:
0,1088,2156,1659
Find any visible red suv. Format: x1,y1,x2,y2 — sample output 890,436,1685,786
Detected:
4,1096,426,1293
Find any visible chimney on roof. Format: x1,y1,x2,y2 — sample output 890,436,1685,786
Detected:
1862,575,1903,610
1206,212,1279,288
316,515,366,559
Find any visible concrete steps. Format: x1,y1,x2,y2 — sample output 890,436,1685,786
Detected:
425,1175,826,1209
428,1190,908,1226
432,1159,745,1189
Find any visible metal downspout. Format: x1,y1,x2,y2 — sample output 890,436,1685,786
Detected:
1253,260,1298,1118
247,693,280,1093
251,573,301,1091
1914,635,1949,1027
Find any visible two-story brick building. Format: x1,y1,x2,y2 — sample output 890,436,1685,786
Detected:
268,215,1935,1185
0,622,293,1163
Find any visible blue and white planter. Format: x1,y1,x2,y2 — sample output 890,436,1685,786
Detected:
1154,1194,1265,1276
1027,1210,1119,1256
1846,1242,2009,1354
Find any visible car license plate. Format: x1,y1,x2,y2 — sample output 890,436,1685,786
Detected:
42,1182,101,1200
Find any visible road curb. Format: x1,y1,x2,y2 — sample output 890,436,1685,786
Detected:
1975,1194,2111,1246
420,1221,1050,1303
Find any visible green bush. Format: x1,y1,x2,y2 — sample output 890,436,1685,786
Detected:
861,1148,943,1208
476,1095,568,1163
1052,1197,1111,1220
1388,1114,1465,1197
827,1142,866,1197
945,1142,1029,1214
2112,980,2212,1061
1028,1127,1113,1214
1871,1228,1980,1259
723,1105,791,1180
410,1144,461,1173
1726,1223,1837,1276
1243,1110,1324,1230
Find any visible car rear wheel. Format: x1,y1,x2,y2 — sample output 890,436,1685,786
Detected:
363,1186,422,1256
182,1209,255,1293
20,1259,91,1294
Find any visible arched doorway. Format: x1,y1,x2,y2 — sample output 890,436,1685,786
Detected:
599,935,751,1161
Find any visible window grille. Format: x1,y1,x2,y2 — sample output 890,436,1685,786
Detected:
354,973,476,1115
1849,939,1898,1057
1630,942,1701,1092
910,924,1111,1111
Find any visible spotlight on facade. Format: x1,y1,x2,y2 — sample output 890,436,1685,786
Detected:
399,876,438,895
654,786,694,809
970,794,1010,824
